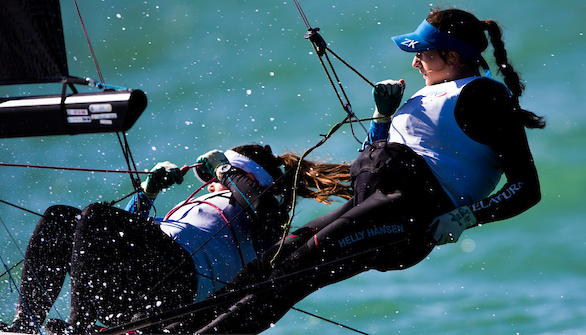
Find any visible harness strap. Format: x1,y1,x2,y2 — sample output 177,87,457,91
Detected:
188,199,247,268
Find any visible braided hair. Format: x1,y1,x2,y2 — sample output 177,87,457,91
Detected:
427,8,546,129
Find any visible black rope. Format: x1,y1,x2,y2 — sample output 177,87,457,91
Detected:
0,199,44,218
304,28,369,144
116,132,142,190
0,258,23,279
0,162,150,174
115,131,148,217
295,0,311,29
291,307,370,335
324,46,376,88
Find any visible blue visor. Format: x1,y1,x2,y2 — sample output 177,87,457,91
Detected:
391,20,481,61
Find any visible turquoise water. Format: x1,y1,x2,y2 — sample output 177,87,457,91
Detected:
1,0,585,334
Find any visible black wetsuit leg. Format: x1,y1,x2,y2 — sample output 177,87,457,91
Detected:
8,205,80,333
67,203,199,333
196,142,455,334
197,188,440,334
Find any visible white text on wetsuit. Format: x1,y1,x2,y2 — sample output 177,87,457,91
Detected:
471,182,523,211
338,225,404,248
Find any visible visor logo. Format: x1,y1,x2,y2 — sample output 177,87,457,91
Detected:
401,39,419,49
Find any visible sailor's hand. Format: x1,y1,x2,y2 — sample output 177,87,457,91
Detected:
141,161,184,198
195,150,230,182
372,79,405,123
427,206,477,245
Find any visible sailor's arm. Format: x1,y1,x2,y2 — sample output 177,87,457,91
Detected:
469,127,541,225
125,161,184,217
429,79,541,244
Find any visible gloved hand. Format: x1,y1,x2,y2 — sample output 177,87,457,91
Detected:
195,149,230,182
141,161,184,198
428,206,477,245
372,79,405,123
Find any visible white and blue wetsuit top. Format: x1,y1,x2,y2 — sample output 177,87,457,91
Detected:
369,77,502,206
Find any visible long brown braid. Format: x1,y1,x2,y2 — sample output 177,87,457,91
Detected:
427,8,546,129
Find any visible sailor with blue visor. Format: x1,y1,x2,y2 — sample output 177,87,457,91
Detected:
392,19,491,76
192,8,545,334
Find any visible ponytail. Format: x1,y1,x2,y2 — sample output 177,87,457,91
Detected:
483,20,546,129
427,8,545,130
279,153,352,205
232,144,352,208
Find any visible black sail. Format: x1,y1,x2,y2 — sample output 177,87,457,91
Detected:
0,0,147,138
0,0,69,84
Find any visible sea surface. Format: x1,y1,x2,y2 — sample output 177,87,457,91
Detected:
1,0,585,334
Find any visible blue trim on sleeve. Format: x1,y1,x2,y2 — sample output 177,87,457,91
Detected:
369,120,390,142
362,121,390,151
125,192,154,217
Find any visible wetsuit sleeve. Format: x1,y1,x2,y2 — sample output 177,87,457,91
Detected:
362,120,391,150
124,192,154,217
455,79,541,225
368,120,391,142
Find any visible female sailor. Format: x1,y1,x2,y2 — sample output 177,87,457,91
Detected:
3,144,351,334
194,8,545,334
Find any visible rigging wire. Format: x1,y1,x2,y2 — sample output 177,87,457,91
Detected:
0,258,23,280
71,0,144,199
0,254,43,334
0,199,44,218
72,0,147,199
2,1,380,333
116,132,143,191
0,215,68,331
304,28,369,143
294,0,311,29
290,307,369,335
73,0,105,85
0,4,148,330
271,0,376,265
0,162,151,175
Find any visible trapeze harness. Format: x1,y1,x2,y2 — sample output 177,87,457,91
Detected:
159,190,259,301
